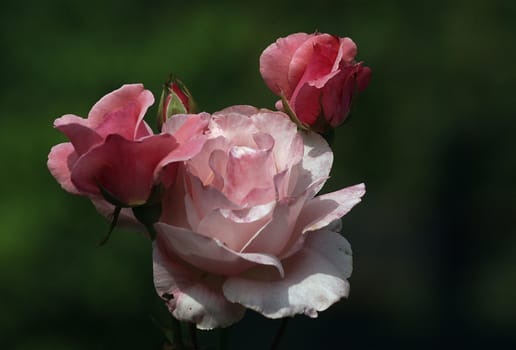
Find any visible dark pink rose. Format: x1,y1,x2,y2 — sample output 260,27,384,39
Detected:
153,106,365,329
48,84,208,209
260,33,371,132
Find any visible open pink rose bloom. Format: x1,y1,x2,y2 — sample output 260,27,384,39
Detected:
260,32,371,132
154,106,365,329
47,31,370,334
47,84,208,224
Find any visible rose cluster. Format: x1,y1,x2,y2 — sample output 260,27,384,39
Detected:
48,32,370,329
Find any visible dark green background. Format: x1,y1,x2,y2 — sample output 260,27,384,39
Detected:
1,0,515,348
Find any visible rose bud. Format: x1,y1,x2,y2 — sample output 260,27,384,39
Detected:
260,32,371,133
157,76,196,130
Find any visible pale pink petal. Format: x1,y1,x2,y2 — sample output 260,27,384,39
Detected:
296,183,366,234
259,33,312,97
209,112,259,148
223,229,352,319
153,238,245,329
71,134,177,205
291,131,332,197
242,178,324,257
213,105,259,117
88,84,154,139
196,206,272,252
161,113,210,143
154,223,284,277
225,143,276,205
251,111,304,172
208,149,227,189
47,142,80,194
185,172,239,219
241,192,306,256
187,136,229,186
54,115,103,156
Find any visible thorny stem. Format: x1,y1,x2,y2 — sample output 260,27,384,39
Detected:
270,318,289,350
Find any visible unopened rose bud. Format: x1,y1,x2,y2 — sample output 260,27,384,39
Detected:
157,76,196,130
260,32,371,133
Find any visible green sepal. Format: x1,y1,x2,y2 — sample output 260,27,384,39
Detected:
166,91,188,118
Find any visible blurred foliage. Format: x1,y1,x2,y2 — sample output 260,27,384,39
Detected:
1,0,515,348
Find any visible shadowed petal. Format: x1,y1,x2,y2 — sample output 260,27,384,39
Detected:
47,142,80,194
153,238,245,329
223,229,352,319
296,183,366,234
71,134,177,205
291,131,332,197
154,223,284,277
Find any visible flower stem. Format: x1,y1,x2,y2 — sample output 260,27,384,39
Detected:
219,327,229,350
189,322,199,350
270,318,289,350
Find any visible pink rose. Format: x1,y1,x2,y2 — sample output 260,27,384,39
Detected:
48,84,208,213
153,106,365,329
260,32,371,132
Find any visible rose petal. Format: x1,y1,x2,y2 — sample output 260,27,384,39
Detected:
161,113,210,143
88,84,154,140
47,142,80,194
223,229,352,319
291,131,333,197
225,144,276,205
153,238,245,329
291,83,322,126
296,183,366,234
320,66,356,127
336,37,358,67
251,111,303,173
187,136,229,186
209,111,259,148
288,34,338,96
54,115,103,156
241,188,308,256
71,133,177,205
160,165,190,229
154,223,284,277
185,172,239,219
259,33,312,97
196,206,272,252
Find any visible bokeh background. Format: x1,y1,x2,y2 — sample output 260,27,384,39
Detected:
1,0,515,349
